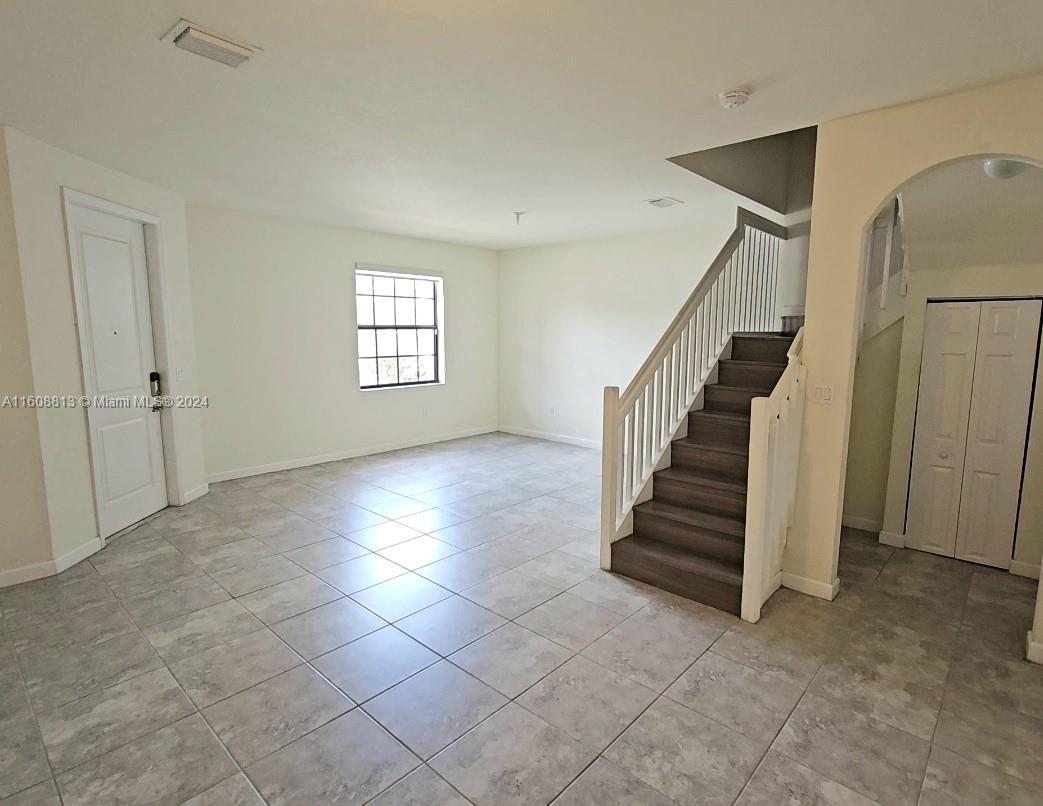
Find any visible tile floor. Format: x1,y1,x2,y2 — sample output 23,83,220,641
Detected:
1,433,1041,805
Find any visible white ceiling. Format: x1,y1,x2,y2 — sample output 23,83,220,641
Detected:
902,158,1043,270
2,1,1042,249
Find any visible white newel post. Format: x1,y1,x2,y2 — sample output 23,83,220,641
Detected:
1029,560,1043,664
600,385,620,571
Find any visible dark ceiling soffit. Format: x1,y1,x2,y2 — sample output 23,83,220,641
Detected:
668,127,817,215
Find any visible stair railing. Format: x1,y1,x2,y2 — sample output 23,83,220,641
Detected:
741,326,806,622
601,208,788,568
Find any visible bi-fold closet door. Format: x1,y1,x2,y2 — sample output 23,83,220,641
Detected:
906,299,1041,568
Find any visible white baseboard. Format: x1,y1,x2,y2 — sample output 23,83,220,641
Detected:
879,530,906,548
782,571,841,601
1010,559,1041,580
180,484,210,505
1027,631,1043,665
498,425,600,450
0,536,102,589
841,514,883,532
208,426,499,483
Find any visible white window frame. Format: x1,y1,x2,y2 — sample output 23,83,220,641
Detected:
354,263,446,390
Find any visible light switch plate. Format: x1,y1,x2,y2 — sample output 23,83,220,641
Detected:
813,384,833,403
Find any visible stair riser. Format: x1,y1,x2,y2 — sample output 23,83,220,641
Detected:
670,443,748,482
703,386,761,415
718,362,784,390
612,551,741,615
687,413,750,451
631,513,744,564
731,337,791,363
654,477,747,519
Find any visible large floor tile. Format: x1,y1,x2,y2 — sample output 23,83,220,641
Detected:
552,758,674,806
144,599,265,663
378,536,460,570
582,597,730,691
19,630,163,710
270,597,384,659
460,568,561,619
315,554,406,594
734,751,875,806
366,661,506,759
450,623,571,698
246,710,418,805
919,745,1038,806
204,665,353,765
36,667,193,772
283,537,368,572
368,766,468,805
119,573,231,628
313,626,439,703
515,593,624,651
515,551,598,589
348,521,424,551
56,715,237,806
517,655,655,752
465,534,550,569
238,575,342,625
606,697,762,806
395,596,505,655
0,711,51,799
0,779,61,806
416,553,507,592
350,573,452,622
182,774,265,805
208,555,308,598
566,571,656,617
431,703,595,806
169,628,302,708
772,692,930,805
665,651,804,744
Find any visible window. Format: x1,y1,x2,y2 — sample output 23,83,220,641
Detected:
355,267,443,389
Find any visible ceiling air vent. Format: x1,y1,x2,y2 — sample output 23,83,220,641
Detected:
647,197,684,208
162,20,259,68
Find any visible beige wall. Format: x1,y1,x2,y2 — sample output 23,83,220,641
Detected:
787,71,1043,597
879,267,1043,573
1,127,206,581
0,130,52,572
497,211,739,446
187,205,499,480
842,319,903,530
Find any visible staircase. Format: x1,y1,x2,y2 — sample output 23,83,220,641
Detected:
611,333,793,614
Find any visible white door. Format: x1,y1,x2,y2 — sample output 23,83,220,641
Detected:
906,302,981,557
955,299,1041,568
67,203,167,537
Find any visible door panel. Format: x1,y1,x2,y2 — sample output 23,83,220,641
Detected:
955,299,1041,567
906,302,980,556
68,203,167,537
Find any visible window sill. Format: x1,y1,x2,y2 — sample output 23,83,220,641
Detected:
359,380,445,392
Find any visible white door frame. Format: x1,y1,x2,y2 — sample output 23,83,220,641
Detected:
62,188,187,542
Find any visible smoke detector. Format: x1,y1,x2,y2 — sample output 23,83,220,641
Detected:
718,88,751,109
162,19,260,67
647,197,684,208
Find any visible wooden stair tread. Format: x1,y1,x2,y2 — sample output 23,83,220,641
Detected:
706,383,770,395
634,499,745,536
655,466,747,495
719,358,787,368
671,438,748,457
688,408,750,422
613,536,743,585
732,332,793,339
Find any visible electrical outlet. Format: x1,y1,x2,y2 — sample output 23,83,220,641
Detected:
175,367,186,382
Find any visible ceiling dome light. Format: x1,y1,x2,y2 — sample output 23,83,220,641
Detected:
983,158,1028,180
718,88,750,109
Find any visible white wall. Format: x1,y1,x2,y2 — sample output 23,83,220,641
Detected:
497,210,748,446
842,319,903,531
187,205,499,480
0,126,207,582
787,70,1043,601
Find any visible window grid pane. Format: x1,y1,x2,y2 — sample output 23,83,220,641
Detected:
356,269,441,389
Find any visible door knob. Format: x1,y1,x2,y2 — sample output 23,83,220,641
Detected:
939,451,950,459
